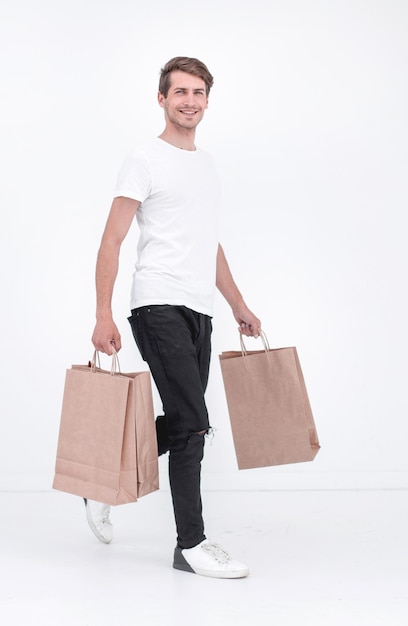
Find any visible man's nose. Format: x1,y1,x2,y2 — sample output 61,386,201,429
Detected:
183,92,197,106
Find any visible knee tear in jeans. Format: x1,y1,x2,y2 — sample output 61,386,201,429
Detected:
188,427,215,443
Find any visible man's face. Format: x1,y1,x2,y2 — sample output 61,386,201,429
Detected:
158,70,209,131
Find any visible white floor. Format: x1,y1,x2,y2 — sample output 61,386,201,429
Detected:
1,488,407,625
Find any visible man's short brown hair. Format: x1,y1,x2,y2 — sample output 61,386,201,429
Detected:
159,57,214,97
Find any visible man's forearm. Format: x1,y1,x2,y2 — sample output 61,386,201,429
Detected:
95,241,120,320
216,244,244,309
216,243,261,337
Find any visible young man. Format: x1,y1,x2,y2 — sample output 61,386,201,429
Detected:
88,57,261,579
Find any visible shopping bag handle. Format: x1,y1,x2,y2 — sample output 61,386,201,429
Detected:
90,345,121,376
239,330,270,356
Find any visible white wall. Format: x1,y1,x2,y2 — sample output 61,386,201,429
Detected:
1,0,407,491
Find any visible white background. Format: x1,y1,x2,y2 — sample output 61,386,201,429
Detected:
1,0,407,491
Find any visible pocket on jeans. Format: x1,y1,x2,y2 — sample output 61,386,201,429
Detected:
127,309,146,361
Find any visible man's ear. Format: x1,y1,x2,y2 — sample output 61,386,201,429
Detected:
157,91,165,108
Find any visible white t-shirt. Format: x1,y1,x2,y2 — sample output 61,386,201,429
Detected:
114,138,221,316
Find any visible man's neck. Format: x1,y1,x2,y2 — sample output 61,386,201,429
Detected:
158,128,197,151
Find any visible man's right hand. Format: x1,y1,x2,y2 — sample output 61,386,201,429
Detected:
92,318,122,355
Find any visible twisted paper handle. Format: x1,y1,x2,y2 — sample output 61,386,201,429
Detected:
239,329,270,356
90,345,121,375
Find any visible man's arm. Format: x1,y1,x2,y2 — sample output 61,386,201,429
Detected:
91,196,140,354
216,243,261,338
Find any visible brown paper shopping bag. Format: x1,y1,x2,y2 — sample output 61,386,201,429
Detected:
53,352,159,505
219,333,320,469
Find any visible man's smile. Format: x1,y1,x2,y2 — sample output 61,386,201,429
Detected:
179,109,198,116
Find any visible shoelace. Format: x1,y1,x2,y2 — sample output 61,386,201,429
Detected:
201,542,231,565
95,504,111,528
100,505,111,524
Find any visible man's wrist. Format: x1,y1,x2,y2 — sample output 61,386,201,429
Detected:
95,310,113,322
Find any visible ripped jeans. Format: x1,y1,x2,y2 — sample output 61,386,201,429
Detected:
128,305,212,549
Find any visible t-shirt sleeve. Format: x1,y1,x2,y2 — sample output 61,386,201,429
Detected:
113,148,152,202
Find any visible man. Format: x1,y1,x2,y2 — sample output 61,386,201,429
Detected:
88,57,261,579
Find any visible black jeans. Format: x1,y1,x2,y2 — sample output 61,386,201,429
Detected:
128,305,212,549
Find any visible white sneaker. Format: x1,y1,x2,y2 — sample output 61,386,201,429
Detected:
173,539,249,579
84,498,113,544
